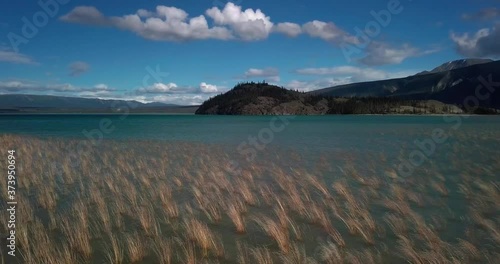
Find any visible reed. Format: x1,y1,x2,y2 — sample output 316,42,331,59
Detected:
164,199,180,219
153,237,172,264
305,202,331,231
397,235,423,264
17,227,30,258
284,185,307,216
105,235,124,264
111,206,124,230
457,239,480,261
319,241,344,264
254,215,290,253
306,173,331,199
431,180,449,196
96,199,112,234
136,205,160,237
60,215,92,259
228,203,246,233
19,248,35,264
236,178,258,206
345,249,381,264
1,135,496,263
175,238,198,264
125,232,147,263
236,241,250,264
202,202,222,224
47,210,57,230
250,247,274,264
36,186,58,211
183,218,224,257
279,243,317,264
384,213,407,236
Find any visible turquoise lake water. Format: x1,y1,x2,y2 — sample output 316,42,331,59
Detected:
2,114,499,176
2,114,499,143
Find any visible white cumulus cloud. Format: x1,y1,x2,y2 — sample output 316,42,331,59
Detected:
138,82,178,93
61,5,232,42
273,22,302,37
206,2,274,40
199,82,218,93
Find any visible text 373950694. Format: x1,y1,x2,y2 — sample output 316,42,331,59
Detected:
7,150,17,257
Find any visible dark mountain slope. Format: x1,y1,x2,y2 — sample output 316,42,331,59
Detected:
311,60,500,108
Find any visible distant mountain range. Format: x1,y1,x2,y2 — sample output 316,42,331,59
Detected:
0,94,198,113
1,58,499,114
311,59,500,109
415,58,493,75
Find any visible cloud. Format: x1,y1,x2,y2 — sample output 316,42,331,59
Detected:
138,82,179,93
60,6,110,26
199,82,218,93
293,65,416,84
89,93,206,105
61,5,233,42
284,78,352,92
273,22,302,37
206,3,274,40
302,20,357,44
284,71,418,92
244,67,278,77
462,8,500,21
294,66,389,80
358,42,438,66
59,3,356,44
451,25,500,57
78,90,113,98
93,83,108,90
241,67,280,82
137,81,220,94
151,94,206,105
0,80,114,93
0,50,37,65
69,61,90,76
0,79,207,105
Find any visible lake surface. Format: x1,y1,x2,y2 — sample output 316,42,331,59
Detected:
3,114,500,179
1,114,499,263
2,114,499,144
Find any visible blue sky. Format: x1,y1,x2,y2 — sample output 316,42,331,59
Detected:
0,0,499,105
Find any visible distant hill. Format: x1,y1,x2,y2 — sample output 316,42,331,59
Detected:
196,82,315,115
195,82,464,115
311,60,500,109
0,94,198,113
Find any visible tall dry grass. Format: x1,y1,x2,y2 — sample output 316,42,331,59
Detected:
250,247,274,264
227,201,246,233
254,215,290,253
105,235,124,264
1,134,498,263
183,218,224,258
125,232,147,263
153,237,172,264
